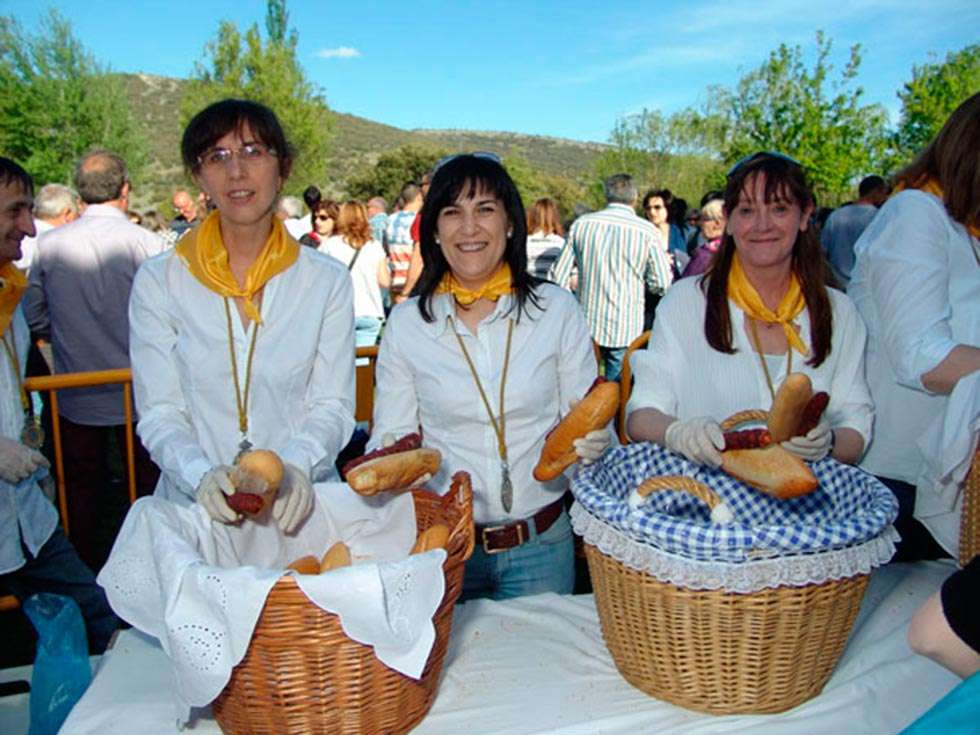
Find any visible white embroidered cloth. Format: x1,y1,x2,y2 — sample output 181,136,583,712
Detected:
97,483,447,721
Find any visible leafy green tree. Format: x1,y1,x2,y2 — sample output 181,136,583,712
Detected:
722,32,889,204
0,10,148,187
501,151,584,221
893,44,980,165
180,0,332,194
345,145,445,203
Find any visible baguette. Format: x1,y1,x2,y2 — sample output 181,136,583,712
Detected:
721,444,818,499
346,448,442,496
286,555,320,574
320,542,352,572
767,373,813,442
533,379,619,481
411,524,450,554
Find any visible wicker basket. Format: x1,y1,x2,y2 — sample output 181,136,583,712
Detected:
959,450,980,566
212,474,475,734
584,474,871,715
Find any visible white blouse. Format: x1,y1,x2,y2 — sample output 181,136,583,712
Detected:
130,247,356,504
319,235,386,320
627,277,873,444
369,284,598,525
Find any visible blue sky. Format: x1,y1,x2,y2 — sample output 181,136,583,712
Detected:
4,0,978,143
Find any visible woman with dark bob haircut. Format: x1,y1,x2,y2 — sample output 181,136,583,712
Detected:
129,98,356,533
627,152,872,471
369,153,612,601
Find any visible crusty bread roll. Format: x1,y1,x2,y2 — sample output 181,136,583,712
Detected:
227,449,285,517
320,542,352,572
767,373,813,442
286,555,321,574
411,524,450,554
346,448,441,496
533,379,619,481
721,444,818,499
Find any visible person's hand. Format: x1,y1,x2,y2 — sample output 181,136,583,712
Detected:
781,420,833,461
573,428,613,465
273,463,314,533
0,436,49,484
196,466,239,524
663,417,724,468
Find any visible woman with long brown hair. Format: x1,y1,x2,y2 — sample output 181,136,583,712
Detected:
525,197,565,280
627,153,872,468
320,200,390,349
849,92,980,560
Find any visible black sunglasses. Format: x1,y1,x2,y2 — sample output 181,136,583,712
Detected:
726,151,802,178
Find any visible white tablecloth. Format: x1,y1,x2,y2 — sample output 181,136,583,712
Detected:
61,561,962,734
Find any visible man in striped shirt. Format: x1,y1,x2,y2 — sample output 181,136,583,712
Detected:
549,174,672,380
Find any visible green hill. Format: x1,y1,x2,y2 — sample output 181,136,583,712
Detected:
122,73,606,208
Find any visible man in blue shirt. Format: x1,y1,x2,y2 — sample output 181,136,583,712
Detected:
820,175,889,287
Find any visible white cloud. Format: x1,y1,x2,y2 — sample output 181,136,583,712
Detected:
315,46,362,60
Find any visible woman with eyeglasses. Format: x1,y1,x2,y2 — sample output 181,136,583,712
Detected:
129,99,355,532
320,200,390,350
848,93,980,561
626,152,872,470
642,188,687,271
680,196,726,278
300,198,338,248
369,153,611,601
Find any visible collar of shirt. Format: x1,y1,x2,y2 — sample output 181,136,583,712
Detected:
606,203,638,215
427,292,518,338
80,203,128,221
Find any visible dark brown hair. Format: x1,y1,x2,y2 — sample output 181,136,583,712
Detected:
701,153,833,367
894,92,980,232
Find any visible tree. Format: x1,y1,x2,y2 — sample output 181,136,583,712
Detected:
893,44,980,165
722,32,889,204
501,151,584,221
180,0,332,194
0,10,148,187
345,145,446,204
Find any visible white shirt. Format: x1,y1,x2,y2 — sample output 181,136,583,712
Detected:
320,235,386,319
129,247,357,504
627,277,873,444
848,189,980,484
526,231,565,281
369,285,598,525
283,215,310,241
0,307,58,573
15,219,53,271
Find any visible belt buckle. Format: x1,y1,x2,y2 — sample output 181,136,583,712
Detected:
481,523,523,554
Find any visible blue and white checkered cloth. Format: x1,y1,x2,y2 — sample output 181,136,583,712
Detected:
573,443,899,563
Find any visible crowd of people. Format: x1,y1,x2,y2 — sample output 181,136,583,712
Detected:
0,92,977,723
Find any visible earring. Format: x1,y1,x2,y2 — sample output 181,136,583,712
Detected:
507,229,513,238
434,236,440,244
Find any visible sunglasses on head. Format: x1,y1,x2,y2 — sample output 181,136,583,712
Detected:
726,151,802,178
433,151,503,175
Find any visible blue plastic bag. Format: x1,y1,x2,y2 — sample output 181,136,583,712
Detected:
22,593,93,735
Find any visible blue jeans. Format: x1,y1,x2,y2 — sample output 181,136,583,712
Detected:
460,508,575,602
355,316,383,366
599,346,627,382
0,527,120,654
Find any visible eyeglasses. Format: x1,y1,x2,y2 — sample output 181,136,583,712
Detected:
433,150,503,175
646,204,666,211
726,151,801,178
198,142,278,168
314,214,333,222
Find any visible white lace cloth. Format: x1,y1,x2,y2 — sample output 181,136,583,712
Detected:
97,483,447,722
570,502,898,593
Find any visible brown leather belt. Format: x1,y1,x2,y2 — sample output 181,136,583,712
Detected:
476,498,564,555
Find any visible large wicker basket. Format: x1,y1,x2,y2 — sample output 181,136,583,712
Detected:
212,474,475,734
578,466,887,715
959,450,980,566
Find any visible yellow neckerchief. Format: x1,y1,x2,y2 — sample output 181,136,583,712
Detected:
894,177,980,239
435,263,513,306
176,210,299,324
0,263,27,337
727,254,809,357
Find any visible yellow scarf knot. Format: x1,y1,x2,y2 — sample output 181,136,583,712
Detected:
175,211,299,324
728,254,809,357
0,263,27,337
436,263,514,306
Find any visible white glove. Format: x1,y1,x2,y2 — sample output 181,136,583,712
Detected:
273,463,314,534
0,436,49,484
781,420,833,461
663,417,724,468
195,466,239,524
573,428,614,465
